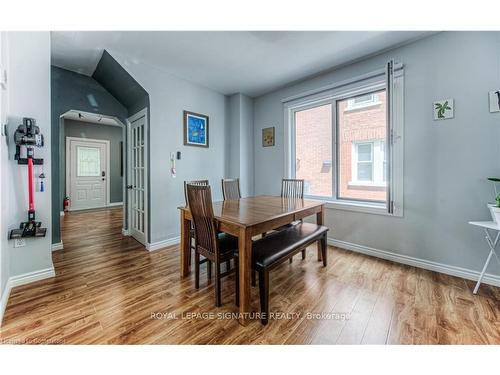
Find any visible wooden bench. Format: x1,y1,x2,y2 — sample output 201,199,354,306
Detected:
252,222,329,325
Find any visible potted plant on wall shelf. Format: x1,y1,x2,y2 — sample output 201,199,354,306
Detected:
487,177,500,223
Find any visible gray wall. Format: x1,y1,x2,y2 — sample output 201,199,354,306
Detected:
51,66,128,244
111,51,228,243
253,31,500,276
1,32,52,318
226,93,254,197
63,119,124,204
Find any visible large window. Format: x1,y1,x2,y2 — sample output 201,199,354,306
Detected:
286,63,403,215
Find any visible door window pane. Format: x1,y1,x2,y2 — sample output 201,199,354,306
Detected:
77,146,100,177
294,103,332,197
338,90,387,202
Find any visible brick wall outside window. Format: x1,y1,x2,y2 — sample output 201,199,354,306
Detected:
294,90,387,202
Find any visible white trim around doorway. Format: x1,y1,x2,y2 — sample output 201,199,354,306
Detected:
126,108,149,246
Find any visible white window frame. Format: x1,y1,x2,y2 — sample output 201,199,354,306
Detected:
283,64,404,217
346,92,381,110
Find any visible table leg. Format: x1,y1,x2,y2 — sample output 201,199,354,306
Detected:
238,227,252,326
180,210,191,277
316,206,325,261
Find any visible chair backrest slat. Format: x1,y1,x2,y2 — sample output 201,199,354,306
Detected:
186,184,218,255
281,179,304,199
222,178,241,200
184,179,209,206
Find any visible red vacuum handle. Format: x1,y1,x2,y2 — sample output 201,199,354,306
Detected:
28,156,34,213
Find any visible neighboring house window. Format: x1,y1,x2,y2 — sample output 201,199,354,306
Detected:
350,140,386,186
346,93,379,109
354,142,374,182
286,62,404,216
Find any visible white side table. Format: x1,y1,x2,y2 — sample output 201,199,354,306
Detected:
468,221,500,294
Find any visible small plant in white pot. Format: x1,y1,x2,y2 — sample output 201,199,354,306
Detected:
487,177,500,223
490,195,500,223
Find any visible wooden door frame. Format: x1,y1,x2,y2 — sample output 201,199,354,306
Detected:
126,108,149,245
65,136,111,211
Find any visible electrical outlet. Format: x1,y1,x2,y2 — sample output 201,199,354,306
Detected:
14,238,26,248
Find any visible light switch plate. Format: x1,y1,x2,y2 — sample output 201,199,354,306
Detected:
489,90,500,113
0,65,6,90
14,238,26,248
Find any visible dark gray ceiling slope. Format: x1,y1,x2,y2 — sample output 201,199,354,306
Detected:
92,50,150,116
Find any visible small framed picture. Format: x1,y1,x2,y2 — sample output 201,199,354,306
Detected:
184,110,209,148
433,99,454,120
262,127,275,147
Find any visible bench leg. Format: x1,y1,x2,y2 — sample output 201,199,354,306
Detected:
258,270,269,325
302,249,306,260
195,252,200,289
289,257,293,264
320,235,327,267
215,262,222,307
207,260,212,284
235,257,240,307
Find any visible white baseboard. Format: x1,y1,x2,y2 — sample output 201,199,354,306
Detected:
146,236,180,252
0,267,55,326
122,228,130,236
328,238,500,288
0,279,12,327
51,241,64,252
107,202,123,208
9,267,56,288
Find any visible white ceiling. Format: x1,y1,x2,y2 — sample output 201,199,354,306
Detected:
51,31,433,97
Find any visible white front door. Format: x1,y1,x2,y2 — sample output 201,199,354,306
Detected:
127,110,147,245
67,138,109,211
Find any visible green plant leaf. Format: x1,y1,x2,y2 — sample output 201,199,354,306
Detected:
488,177,500,182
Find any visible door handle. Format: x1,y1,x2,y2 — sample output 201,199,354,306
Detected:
127,185,133,190
101,171,106,177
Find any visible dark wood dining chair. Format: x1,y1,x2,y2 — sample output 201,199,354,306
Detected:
184,180,209,267
186,184,239,307
281,178,305,199
281,179,306,263
222,178,241,200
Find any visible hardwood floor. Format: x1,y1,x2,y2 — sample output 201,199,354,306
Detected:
1,207,499,344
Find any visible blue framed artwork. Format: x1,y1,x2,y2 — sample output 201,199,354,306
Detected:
183,110,209,148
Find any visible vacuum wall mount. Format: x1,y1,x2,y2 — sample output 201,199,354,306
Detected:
9,118,47,239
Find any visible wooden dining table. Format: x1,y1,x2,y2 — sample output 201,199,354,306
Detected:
178,195,326,325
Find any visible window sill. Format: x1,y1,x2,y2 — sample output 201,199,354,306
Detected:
305,197,399,216
326,200,390,216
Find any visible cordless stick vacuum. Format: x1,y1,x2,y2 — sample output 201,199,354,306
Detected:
9,118,47,239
